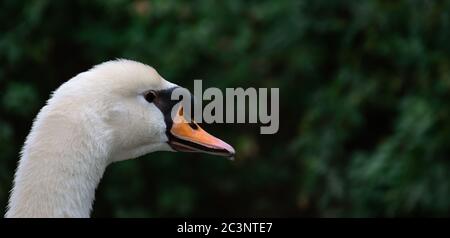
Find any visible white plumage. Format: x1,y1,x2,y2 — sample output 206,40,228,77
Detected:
5,59,234,218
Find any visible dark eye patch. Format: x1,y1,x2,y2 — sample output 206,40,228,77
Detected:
144,90,156,103
151,87,197,140
152,87,180,131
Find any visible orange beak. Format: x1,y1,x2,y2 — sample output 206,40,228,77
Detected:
168,106,235,158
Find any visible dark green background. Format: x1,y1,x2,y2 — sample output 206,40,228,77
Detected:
1,0,449,217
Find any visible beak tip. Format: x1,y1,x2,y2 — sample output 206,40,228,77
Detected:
223,143,235,159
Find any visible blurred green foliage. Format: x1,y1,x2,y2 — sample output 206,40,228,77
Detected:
1,0,449,217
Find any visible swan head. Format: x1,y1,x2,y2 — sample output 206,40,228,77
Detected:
52,59,234,162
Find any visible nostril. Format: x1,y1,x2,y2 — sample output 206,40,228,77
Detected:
189,122,198,130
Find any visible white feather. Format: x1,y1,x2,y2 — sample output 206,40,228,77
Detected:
6,59,177,218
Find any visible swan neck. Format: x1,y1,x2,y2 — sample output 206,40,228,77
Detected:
6,110,110,218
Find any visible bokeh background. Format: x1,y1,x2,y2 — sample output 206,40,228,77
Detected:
1,0,450,217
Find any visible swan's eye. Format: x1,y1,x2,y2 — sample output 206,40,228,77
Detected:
144,90,156,103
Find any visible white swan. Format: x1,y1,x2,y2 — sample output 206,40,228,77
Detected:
5,59,234,218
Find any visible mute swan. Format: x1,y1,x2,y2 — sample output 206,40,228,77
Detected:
5,59,235,218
